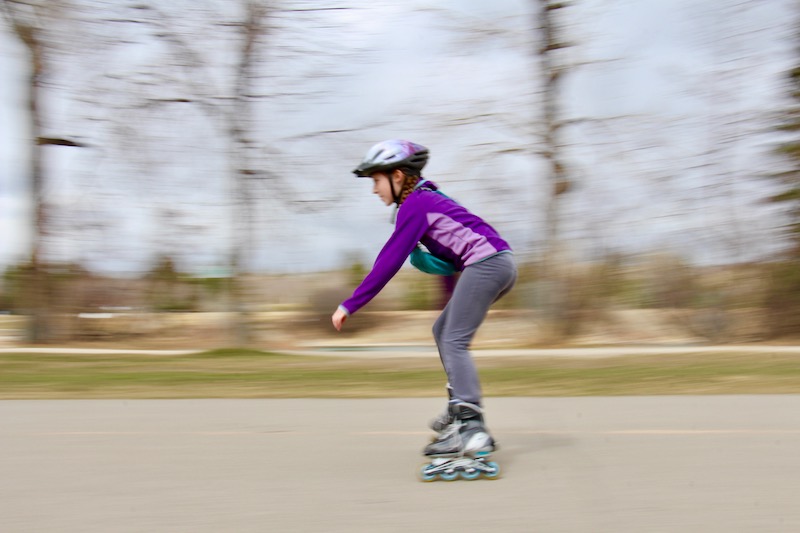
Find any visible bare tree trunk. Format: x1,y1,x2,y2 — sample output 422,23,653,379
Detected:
26,22,48,342
536,0,572,340
3,2,50,342
128,1,271,346
226,2,268,347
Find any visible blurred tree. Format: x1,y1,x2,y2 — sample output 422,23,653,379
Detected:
534,0,574,340
772,44,800,257
642,1,780,340
767,14,800,337
1,0,88,342
99,1,364,345
414,1,582,340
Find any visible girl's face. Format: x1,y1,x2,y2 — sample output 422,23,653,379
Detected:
371,171,404,206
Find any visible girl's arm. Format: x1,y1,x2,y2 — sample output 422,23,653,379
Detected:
338,201,429,316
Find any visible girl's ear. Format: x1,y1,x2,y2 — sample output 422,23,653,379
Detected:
392,169,406,185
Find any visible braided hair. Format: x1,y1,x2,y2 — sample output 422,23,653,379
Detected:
398,173,421,205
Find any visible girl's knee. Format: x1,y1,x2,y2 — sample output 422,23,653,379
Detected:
438,332,472,352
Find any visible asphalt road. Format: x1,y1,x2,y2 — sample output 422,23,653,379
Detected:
1,396,799,532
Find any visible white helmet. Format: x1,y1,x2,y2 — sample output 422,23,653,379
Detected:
353,140,429,177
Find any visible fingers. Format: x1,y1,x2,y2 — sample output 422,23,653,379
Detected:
331,309,347,331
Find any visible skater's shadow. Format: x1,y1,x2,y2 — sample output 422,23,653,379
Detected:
495,432,574,468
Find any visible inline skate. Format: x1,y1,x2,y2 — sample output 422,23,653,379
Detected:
419,401,500,481
428,384,454,433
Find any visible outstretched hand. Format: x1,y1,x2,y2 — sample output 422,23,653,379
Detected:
331,308,348,331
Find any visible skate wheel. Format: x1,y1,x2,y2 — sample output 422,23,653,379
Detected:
419,465,437,482
482,461,501,479
460,468,481,480
439,470,459,482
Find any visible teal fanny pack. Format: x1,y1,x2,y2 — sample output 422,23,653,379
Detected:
410,246,458,276
408,182,458,276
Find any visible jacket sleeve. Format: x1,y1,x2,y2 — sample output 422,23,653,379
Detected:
340,202,430,315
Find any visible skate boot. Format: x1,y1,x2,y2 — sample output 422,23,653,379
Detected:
419,402,500,482
428,384,454,433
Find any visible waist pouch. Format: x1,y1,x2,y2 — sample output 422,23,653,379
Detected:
410,246,458,276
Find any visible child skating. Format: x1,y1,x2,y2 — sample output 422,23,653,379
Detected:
331,140,517,480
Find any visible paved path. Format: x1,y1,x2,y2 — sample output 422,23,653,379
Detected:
1,396,799,532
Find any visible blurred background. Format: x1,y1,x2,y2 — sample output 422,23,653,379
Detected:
1,0,799,348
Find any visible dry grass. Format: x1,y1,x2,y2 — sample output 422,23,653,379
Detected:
1,349,799,399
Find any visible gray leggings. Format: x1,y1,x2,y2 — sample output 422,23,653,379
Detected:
432,252,517,405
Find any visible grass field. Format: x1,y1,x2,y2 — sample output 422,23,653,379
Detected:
1,349,800,399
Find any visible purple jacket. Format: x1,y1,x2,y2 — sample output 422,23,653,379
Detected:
340,181,511,315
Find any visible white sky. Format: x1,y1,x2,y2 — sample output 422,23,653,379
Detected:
0,0,797,275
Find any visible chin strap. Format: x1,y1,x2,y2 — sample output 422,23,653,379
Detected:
387,172,407,223
389,173,405,206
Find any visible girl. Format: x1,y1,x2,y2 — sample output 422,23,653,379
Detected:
331,140,517,459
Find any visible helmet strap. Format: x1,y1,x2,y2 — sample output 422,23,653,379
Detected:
387,170,406,224
388,169,406,206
